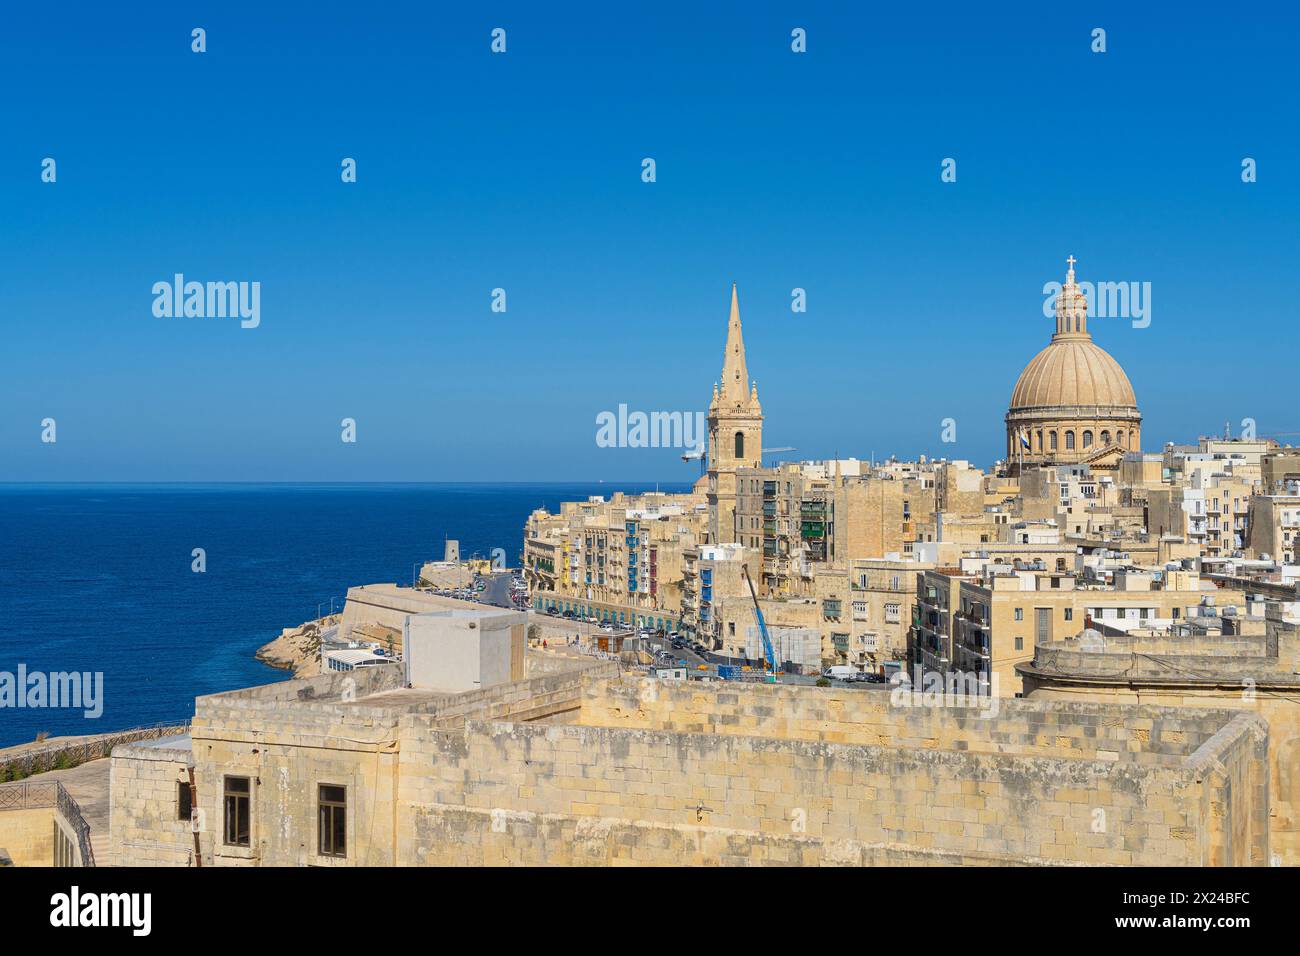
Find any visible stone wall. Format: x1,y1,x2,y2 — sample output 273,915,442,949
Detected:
107,739,195,867
0,781,93,867
0,808,59,866
1021,680,1297,866
1021,633,1300,865
143,659,619,867
0,723,190,780
107,661,1270,867
583,678,1231,762
396,679,1268,866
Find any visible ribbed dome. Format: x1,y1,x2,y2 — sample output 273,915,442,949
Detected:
1010,338,1136,410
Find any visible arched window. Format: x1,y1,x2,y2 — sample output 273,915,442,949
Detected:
1083,430,1093,447
1036,430,1043,451
1101,429,1110,445
1117,430,1125,448
734,431,744,459
1049,431,1058,451
1065,431,1076,450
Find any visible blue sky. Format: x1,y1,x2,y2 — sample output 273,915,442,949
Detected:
2,2,1296,482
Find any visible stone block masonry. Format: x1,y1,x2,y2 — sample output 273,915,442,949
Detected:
107,737,194,867
397,679,1267,865
107,658,1269,866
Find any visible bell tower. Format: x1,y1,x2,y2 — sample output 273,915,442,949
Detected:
707,283,763,544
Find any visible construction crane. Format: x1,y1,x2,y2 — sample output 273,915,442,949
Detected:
741,563,779,682
762,446,795,467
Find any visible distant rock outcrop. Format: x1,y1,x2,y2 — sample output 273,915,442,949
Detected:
255,615,336,679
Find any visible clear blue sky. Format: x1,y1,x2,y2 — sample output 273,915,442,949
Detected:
2,2,1296,482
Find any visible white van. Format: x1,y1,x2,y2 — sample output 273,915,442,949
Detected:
823,665,857,681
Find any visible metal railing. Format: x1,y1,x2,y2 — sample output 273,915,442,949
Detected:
0,779,96,867
1,719,191,780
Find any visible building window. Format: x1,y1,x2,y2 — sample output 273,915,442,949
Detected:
1083,430,1093,447
318,784,347,858
734,432,744,459
1049,431,1058,451
1014,607,1023,621
1014,637,1024,651
885,603,900,623
1064,608,1073,622
1101,430,1110,445
177,781,192,821
1117,430,1125,447
53,822,74,867
223,776,251,847
1065,431,1076,450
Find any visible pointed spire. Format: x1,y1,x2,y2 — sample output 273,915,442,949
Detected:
720,282,751,405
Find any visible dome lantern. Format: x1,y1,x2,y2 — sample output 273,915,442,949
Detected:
1005,256,1142,472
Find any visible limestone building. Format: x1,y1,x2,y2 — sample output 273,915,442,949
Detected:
912,559,1246,697
109,654,1271,867
846,556,934,669
1006,258,1142,472
1247,494,1300,565
523,491,708,631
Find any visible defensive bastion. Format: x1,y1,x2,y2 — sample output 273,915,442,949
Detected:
110,657,1269,866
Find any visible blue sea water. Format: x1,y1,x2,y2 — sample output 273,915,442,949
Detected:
0,483,686,747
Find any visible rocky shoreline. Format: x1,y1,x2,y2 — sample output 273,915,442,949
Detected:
254,615,338,679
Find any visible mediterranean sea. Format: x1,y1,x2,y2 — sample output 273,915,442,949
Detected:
0,482,687,747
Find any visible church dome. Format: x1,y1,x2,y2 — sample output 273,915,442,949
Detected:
1004,257,1142,471
1010,338,1136,410
1008,257,1138,412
